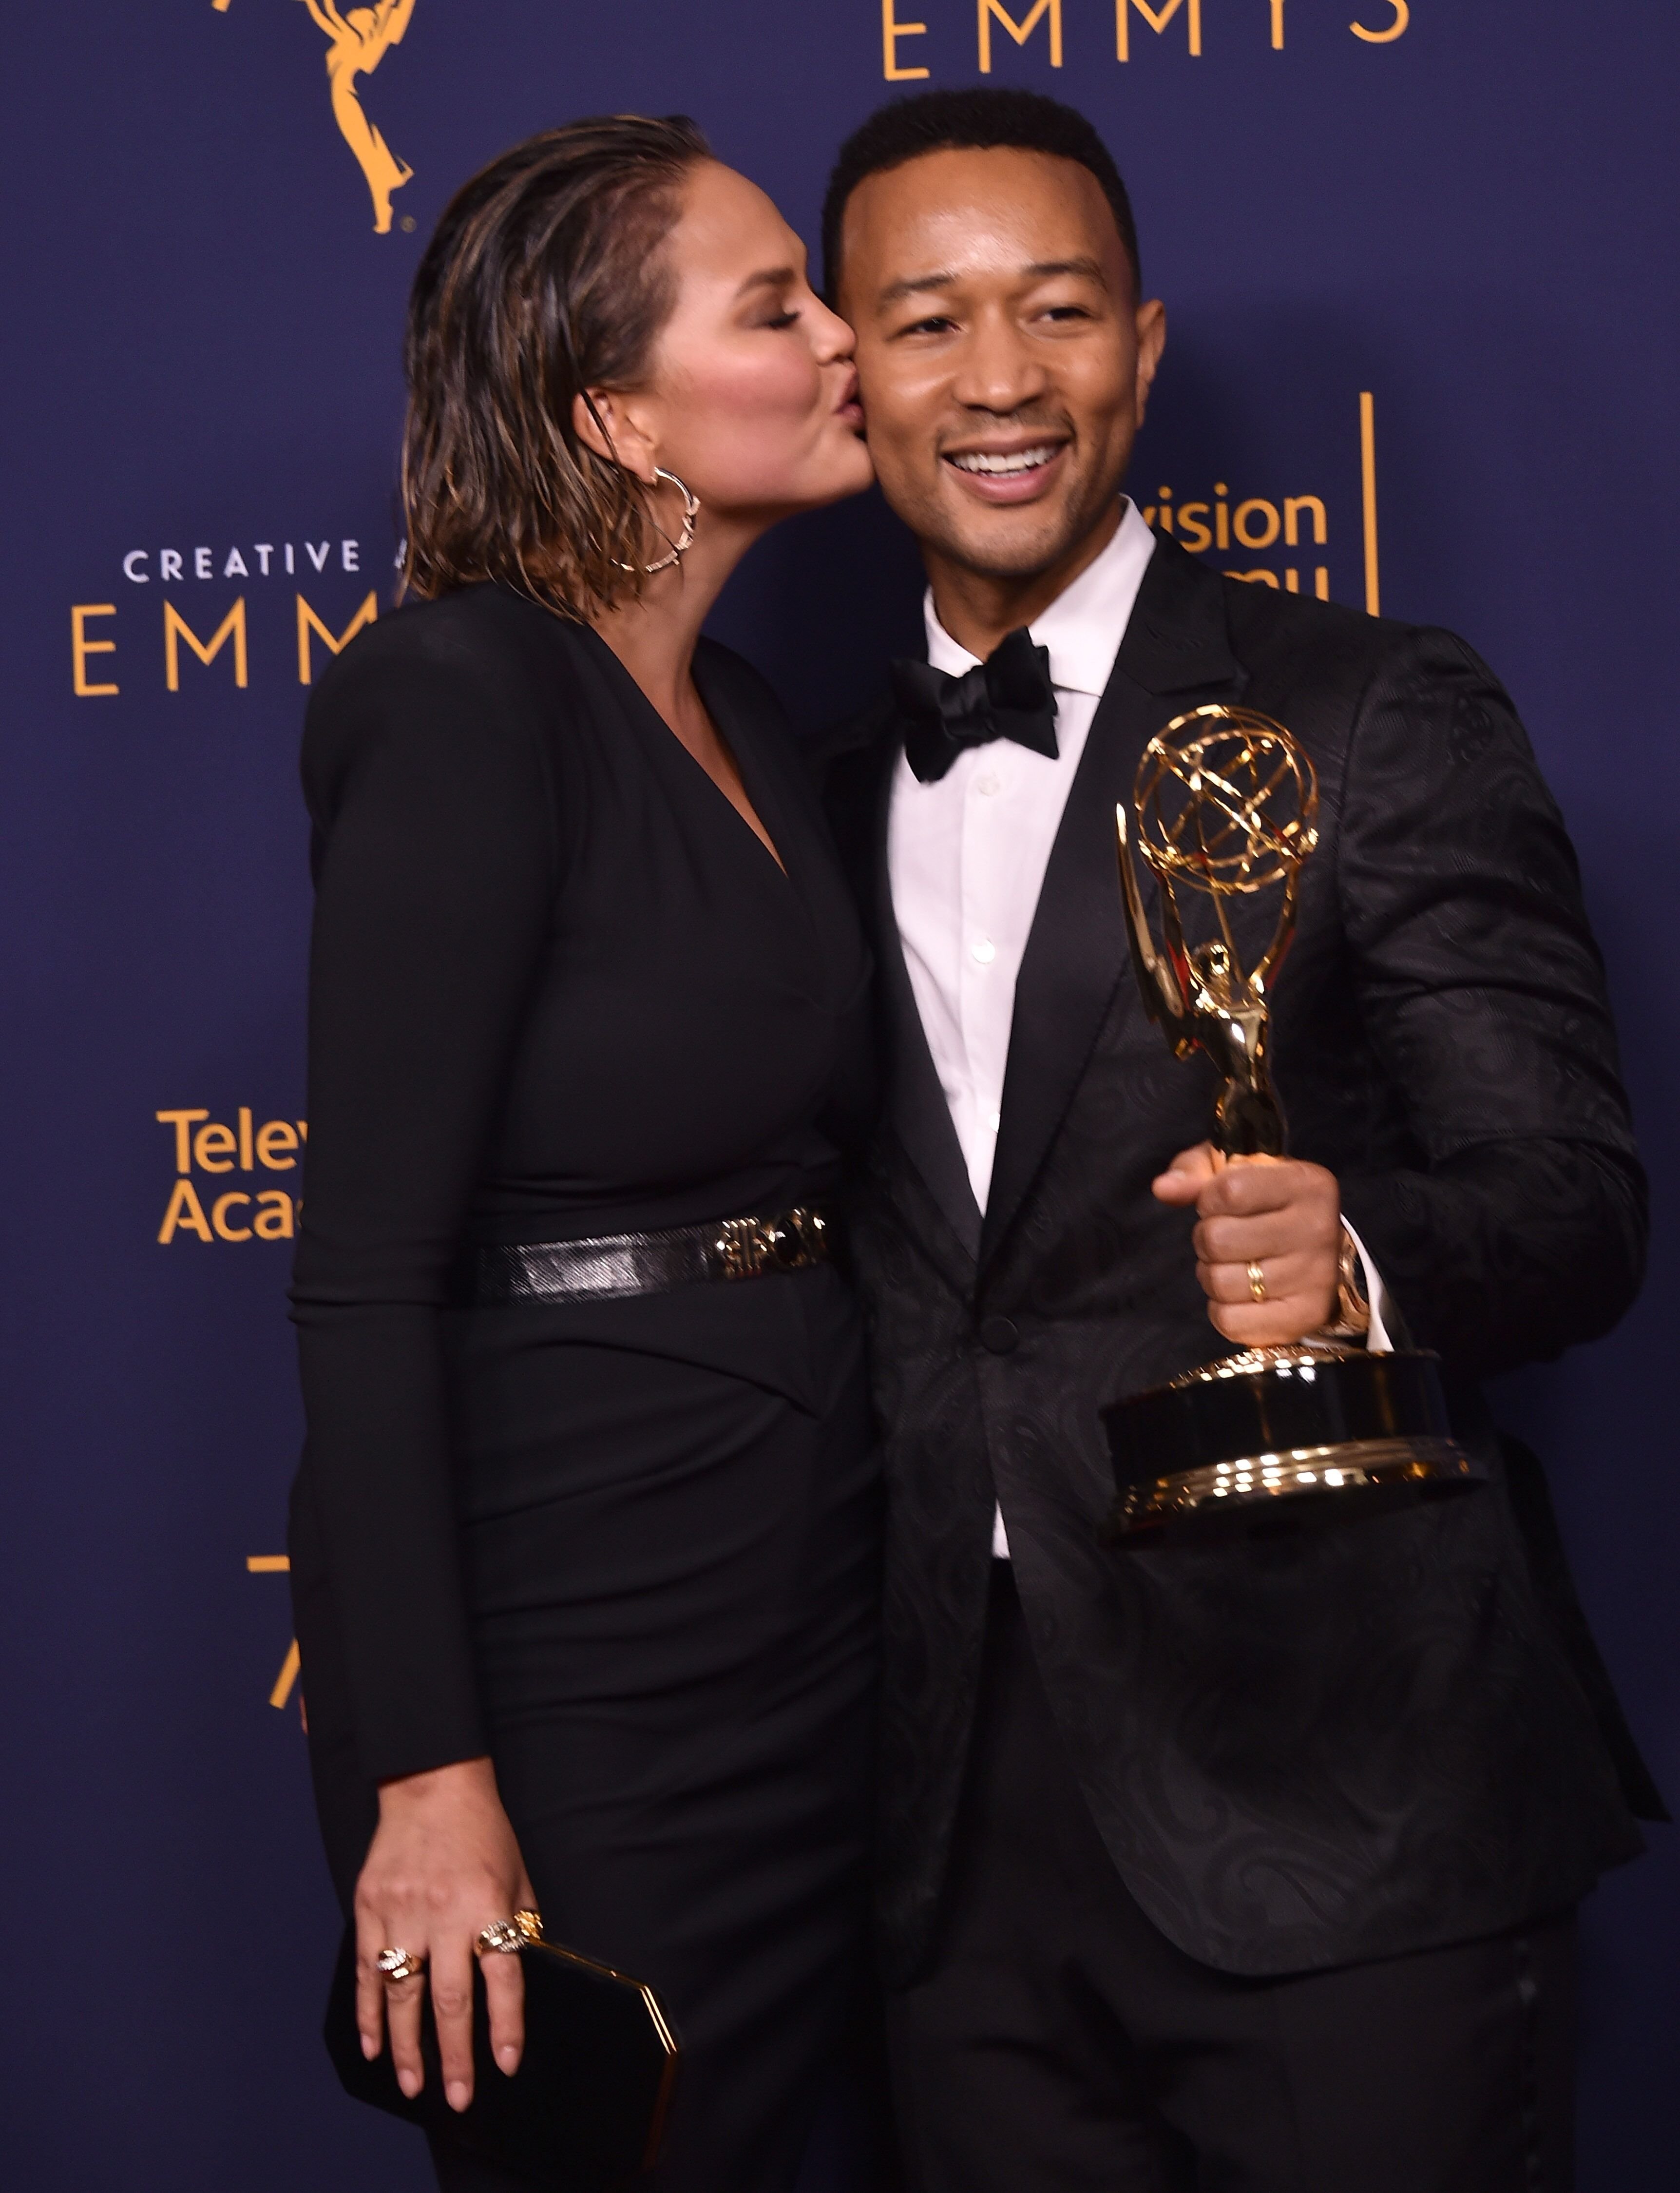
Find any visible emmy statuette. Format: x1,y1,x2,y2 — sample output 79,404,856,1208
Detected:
1103,705,1478,1543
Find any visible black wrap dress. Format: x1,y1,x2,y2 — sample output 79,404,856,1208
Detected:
287,584,881,2192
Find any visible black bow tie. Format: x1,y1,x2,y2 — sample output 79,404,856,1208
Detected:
891,627,1059,785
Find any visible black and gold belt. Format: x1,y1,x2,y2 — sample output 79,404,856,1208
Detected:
461,1205,833,1307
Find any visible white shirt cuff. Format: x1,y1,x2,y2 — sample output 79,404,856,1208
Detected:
1340,1216,1394,1353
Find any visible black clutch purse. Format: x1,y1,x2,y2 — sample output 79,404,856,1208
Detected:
324,1925,680,2188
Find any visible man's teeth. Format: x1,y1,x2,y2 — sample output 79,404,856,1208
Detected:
948,446,1059,475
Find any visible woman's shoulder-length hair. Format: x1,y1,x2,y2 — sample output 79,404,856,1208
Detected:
401,114,709,620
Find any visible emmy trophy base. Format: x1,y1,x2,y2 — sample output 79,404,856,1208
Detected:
1102,1346,1481,1545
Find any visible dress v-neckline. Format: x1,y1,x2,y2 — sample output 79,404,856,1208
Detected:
691,650,794,883
582,625,798,891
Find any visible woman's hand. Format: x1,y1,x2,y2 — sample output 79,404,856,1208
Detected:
1152,1145,1341,1348
354,1755,536,2112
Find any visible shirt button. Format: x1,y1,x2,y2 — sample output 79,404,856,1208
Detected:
974,773,1001,797
971,938,996,964
979,1316,1019,1355
986,1110,1001,1133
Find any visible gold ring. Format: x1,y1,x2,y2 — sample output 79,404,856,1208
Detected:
375,1946,425,1983
1246,1261,1268,1303
477,1919,524,1956
513,1908,545,1943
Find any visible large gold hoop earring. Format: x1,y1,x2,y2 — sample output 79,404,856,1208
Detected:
614,468,700,576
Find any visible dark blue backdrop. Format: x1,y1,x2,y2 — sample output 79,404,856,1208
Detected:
2,5,1674,2186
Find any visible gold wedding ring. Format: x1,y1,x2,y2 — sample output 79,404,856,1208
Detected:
1246,1261,1268,1303
375,1946,425,1983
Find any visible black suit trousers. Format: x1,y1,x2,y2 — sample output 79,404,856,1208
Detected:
885,1566,1577,2193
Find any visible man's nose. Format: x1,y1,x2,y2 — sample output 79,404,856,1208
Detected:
950,310,1048,415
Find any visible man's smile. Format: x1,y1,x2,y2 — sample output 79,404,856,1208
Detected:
940,439,1070,502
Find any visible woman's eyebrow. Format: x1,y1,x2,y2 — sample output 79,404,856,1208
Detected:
733,265,799,300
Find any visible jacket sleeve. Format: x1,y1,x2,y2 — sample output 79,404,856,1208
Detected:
1332,626,1646,1378
290,627,558,1785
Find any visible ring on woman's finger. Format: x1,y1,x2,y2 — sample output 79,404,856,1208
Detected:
477,1919,524,1956
512,1908,544,1943
376,1946,426,1983
1246,1260,1268,1303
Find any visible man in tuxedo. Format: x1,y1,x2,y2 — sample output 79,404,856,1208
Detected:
817,86,1660,2191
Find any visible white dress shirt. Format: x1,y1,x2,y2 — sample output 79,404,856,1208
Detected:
888,502,1159,1213
885,503,1389,1559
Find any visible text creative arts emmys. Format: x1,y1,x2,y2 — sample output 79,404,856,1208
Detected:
67,452,1368,700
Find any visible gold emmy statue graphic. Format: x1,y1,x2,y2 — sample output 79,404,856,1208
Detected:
1103,704,1477,1542
215,0,416,234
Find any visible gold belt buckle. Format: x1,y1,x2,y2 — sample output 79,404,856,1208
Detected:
714,1209,825,1280
714,1216,773,1279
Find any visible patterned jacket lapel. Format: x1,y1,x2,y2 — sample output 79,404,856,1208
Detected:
980,537,1246,1266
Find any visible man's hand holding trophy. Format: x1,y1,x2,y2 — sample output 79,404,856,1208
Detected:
1104,706,1479,1542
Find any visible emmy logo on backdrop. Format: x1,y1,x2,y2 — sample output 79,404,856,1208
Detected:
213,0,416,233
1102,704,1479,1542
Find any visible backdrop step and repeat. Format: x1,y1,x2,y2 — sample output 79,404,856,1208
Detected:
2,5,1675,2188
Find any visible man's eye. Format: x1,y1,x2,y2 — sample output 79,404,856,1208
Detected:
899,315,956,338
1042,305,1092,322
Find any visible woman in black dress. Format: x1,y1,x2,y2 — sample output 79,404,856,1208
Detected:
288,117,878,2191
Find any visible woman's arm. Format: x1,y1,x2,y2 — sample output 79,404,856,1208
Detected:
291,610,560,2101
293,622,556,1779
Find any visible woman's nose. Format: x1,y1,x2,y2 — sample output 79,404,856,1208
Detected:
811,300,857,364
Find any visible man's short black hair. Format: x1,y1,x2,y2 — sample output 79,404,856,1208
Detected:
821,87,1140,303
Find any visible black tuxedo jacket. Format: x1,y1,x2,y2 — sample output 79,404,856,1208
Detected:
819,531,1654,1986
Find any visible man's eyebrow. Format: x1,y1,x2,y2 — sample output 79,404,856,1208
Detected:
878,268,958,306
878,256,1109,307
1024,256,1108,287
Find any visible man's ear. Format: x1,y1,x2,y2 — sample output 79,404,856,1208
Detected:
572,387,658,484
1132,299,1167,430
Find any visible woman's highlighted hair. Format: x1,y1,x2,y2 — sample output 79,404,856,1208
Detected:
401,115,709,617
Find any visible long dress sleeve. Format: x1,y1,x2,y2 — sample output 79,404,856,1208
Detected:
290,618,559,1784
